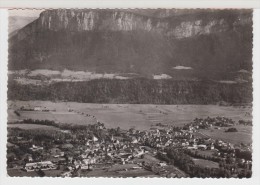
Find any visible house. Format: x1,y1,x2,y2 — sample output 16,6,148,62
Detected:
238,158,246,164
159,162,167,167
81,164,90,170
52,157,66,164
34,106,41,111
73,160,81,169
181,142,189,147
207,143,215,150
133,149,145,157
28,156,33,162
82,158,96,165
30,145,43,152
188,143,198,150
93,136,99,142
24,161,56,172
61,171,72,177
131,137,138,144
60,130,71,134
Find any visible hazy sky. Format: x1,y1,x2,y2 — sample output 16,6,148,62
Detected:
9,9,44,17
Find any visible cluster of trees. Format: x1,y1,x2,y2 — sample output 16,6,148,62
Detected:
11,119,94,131
107,127,122,137
184,149,221,163
8,119,110,145
8,127,69,145
164,148,251,178
238,120,252,126
157,152,174,164
213,143,252,161
166,148,194,170
235,149,252,161
225,128,238,132
8,79,252,104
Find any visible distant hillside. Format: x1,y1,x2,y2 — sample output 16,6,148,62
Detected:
9,9,252,80
9,16,37,36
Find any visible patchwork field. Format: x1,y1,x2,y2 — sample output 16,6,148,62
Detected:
192,158,219,168
80,168,156,177
198,125,252,144
7,168,65,177
7,123,60,131
8,101,252,131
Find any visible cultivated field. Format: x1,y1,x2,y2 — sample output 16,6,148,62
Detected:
192,158,219,168
7,168,65,177
7,123,60,131
8,101,252,131
198,125,252,144
8,101,252,130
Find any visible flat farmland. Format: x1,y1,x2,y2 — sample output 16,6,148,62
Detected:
198,125,252,144
7,169,39,177
7,168,64,177
20,111,96,125
8,102,97,125
8,123,60,131
81,168,156,177
192,158,219,168
8,101,252,131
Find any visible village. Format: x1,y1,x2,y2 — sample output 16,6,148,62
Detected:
7,106,252,178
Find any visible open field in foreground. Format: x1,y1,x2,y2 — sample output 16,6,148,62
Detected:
198,125,252,144
7,168,66,177
192,158,219,168
7,123,60,131
8,101,252,131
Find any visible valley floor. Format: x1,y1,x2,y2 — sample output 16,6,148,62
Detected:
8,101,252,130
7,101,252,178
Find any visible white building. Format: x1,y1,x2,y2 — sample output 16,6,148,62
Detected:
24,161,56,172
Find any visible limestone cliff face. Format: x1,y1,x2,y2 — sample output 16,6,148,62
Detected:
9,9,253,79
18,9,251,39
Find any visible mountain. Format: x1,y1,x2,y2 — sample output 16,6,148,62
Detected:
8,16,37,36
8,9,253,80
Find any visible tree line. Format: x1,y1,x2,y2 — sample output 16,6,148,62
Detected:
8,79,252,104
160,148,252,178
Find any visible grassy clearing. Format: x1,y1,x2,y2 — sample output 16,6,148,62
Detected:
199,126,252,144
192,158,219,168
19,111,96,125
8,101,252,130
116,169,155,177
7,169,39,177
7,123,60,130
190,150,216,158
7,168,64,177
108,164,139,172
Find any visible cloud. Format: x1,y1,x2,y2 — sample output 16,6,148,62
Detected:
173,66,193,70
237,69,250,73
153,74,172,79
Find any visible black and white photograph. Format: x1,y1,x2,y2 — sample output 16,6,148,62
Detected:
4,8,255,178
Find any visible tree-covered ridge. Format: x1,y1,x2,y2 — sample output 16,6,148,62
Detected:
8,79,252,104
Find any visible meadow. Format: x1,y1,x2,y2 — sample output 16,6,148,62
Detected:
8,100,252,144
192,158,219,168
7,123,60,131
8,101,251,129
198,125,252,144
